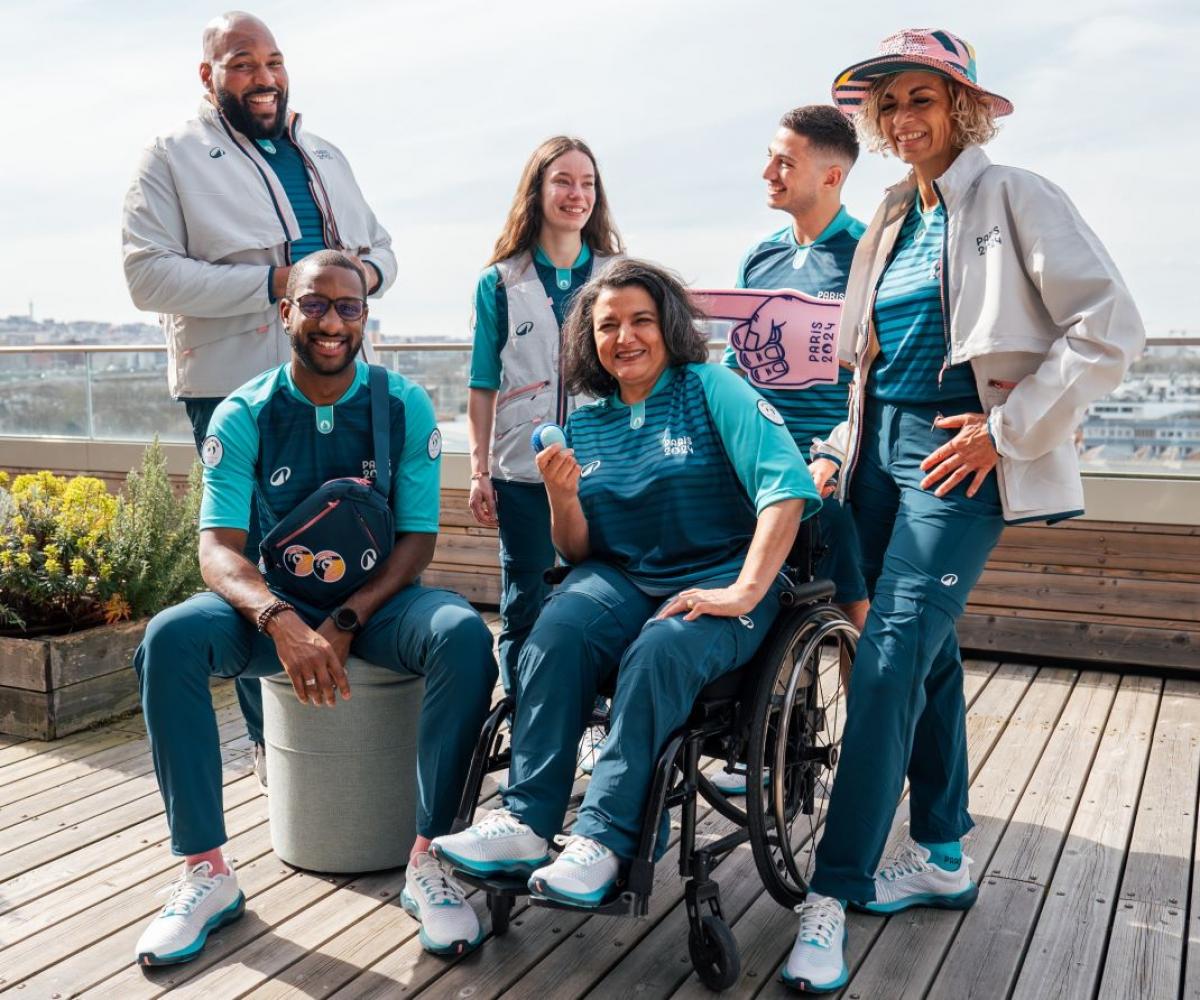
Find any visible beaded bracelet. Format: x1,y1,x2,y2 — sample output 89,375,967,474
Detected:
256,599,295,633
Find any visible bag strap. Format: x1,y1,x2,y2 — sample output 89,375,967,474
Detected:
368,364,391,499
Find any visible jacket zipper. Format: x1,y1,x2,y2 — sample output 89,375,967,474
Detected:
497,379,551,407
275,500,339,547
932,179,953,388
216,111,293,265
289,115,344,251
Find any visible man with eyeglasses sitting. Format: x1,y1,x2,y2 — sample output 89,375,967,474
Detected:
130,252,498,967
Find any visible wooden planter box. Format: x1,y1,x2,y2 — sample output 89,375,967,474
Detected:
0,619,147,739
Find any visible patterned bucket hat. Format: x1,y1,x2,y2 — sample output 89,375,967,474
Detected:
832,29,1013,119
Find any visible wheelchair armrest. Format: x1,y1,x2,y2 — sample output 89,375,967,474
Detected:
543,565,571,586
779,578,836,608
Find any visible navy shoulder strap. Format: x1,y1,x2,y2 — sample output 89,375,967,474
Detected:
368,364,391,498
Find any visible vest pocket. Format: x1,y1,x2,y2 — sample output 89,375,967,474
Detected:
494,381,552,444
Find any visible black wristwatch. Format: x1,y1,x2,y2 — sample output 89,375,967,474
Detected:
331,606,362,635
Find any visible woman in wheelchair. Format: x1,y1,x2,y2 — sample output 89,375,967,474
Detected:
431,258,822,907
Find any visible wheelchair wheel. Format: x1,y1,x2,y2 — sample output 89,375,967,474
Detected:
745,603,856,907
688,915,740,991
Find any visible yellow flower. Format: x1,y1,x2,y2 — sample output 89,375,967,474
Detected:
44,558,62,576
16,552,32,568
21,534,36,549
0,471,9,488
43,543,61,559
10,515,23,532
99,561,113,580
0,551,10,568
70,557,88,576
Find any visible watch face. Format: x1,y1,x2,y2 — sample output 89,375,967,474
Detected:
334,607,358,631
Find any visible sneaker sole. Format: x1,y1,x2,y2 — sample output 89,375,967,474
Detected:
136,892,246,966
431,844,549,878
527,876,611,908
400,890,484,956
852,882,978,915
780,967,850,993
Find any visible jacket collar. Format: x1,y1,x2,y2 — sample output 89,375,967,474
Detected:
197,99,304,143
883,144,992,215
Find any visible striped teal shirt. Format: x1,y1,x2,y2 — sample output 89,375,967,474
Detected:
722,207,863,454
868,200,976,403
566,364,819,595
258,137,326,262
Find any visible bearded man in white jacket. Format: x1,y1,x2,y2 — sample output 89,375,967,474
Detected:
121,11,397,770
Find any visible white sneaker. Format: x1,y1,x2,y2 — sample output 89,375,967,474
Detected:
133,861,245,966
707,765,770,796
430,807,550,876
855,837,977,914
401,852,483,955
578,727,606,775
782,893,848,993
528,834,619,907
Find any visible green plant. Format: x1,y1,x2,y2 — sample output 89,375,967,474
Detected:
0,440,204,633
106,440,204,620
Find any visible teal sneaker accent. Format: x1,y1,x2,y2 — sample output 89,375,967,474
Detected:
781,929,848,993
400,887,485,955
433,843,549,877
527,875,613,907
854,882,978,914
137,892,245,966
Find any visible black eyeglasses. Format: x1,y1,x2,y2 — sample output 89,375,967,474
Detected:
291,294,367,321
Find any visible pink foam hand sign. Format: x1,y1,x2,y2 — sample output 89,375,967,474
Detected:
694,288,842,390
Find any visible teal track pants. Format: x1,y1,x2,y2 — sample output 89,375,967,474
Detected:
133,586,497,856
810,396,1005,902
503,561,783,860
493,478,555,694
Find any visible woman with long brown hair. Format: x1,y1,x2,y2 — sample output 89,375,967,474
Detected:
466,136,623,689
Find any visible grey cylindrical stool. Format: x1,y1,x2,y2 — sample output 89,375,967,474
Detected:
262,657,423,872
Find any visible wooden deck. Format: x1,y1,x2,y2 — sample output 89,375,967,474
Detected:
1,643,1198,998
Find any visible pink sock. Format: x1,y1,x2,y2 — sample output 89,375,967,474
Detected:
185,848,229,876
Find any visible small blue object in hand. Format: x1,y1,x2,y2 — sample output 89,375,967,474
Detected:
530,423,566,453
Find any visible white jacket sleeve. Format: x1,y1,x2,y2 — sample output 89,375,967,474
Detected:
121,142,273,318
988,176,1145,462
359,205,397,298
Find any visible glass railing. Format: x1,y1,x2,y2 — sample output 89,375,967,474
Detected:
2,339,1197,476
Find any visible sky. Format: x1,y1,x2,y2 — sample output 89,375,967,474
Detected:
1,0,1197,338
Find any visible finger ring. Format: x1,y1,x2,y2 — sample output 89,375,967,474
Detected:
686,599,695,609
305,679,318,687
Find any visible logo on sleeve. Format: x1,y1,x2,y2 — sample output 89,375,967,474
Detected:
208,147,225,159
756,400,784,426
579,460,602,478
269,466,291,487
515,321,534,337
427,428,442,460
201,436,223,467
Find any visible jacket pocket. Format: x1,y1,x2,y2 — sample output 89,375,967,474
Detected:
494,381,552,444
998,439,1084,515
176,311,278,351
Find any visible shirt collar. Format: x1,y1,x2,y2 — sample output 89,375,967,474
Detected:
534,243,592,270
786,205,853,249
280,358,368,406
607,365,675,409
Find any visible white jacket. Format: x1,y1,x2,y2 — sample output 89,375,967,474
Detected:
818,145,1144,523
122,102,396,398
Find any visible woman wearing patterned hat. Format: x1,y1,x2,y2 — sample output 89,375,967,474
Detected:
783,28,1145,992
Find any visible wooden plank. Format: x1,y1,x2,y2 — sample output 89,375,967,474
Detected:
924,671,1120,999
682,659,1010,998
423,568,499,606
1184,788,1200,1000
0,817,274,983
0,777,262,918
835,668,1077,1000
970,568,1199,623
0,710,245,833
958,613,1198,671
14,842,333,998
0,747,253,883
1096,679,1200,1000
1011,674,1163,1000
0,798,266,950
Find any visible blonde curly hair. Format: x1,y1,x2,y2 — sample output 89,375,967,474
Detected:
855,74,999,155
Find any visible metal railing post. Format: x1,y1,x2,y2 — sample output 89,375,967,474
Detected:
83,351,95,440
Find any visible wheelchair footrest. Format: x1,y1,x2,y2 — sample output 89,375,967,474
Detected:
446,869,529,897
530,888,648,918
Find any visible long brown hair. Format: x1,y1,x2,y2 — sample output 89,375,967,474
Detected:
486,136,624,267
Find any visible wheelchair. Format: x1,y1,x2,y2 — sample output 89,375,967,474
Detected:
445,522,858,991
